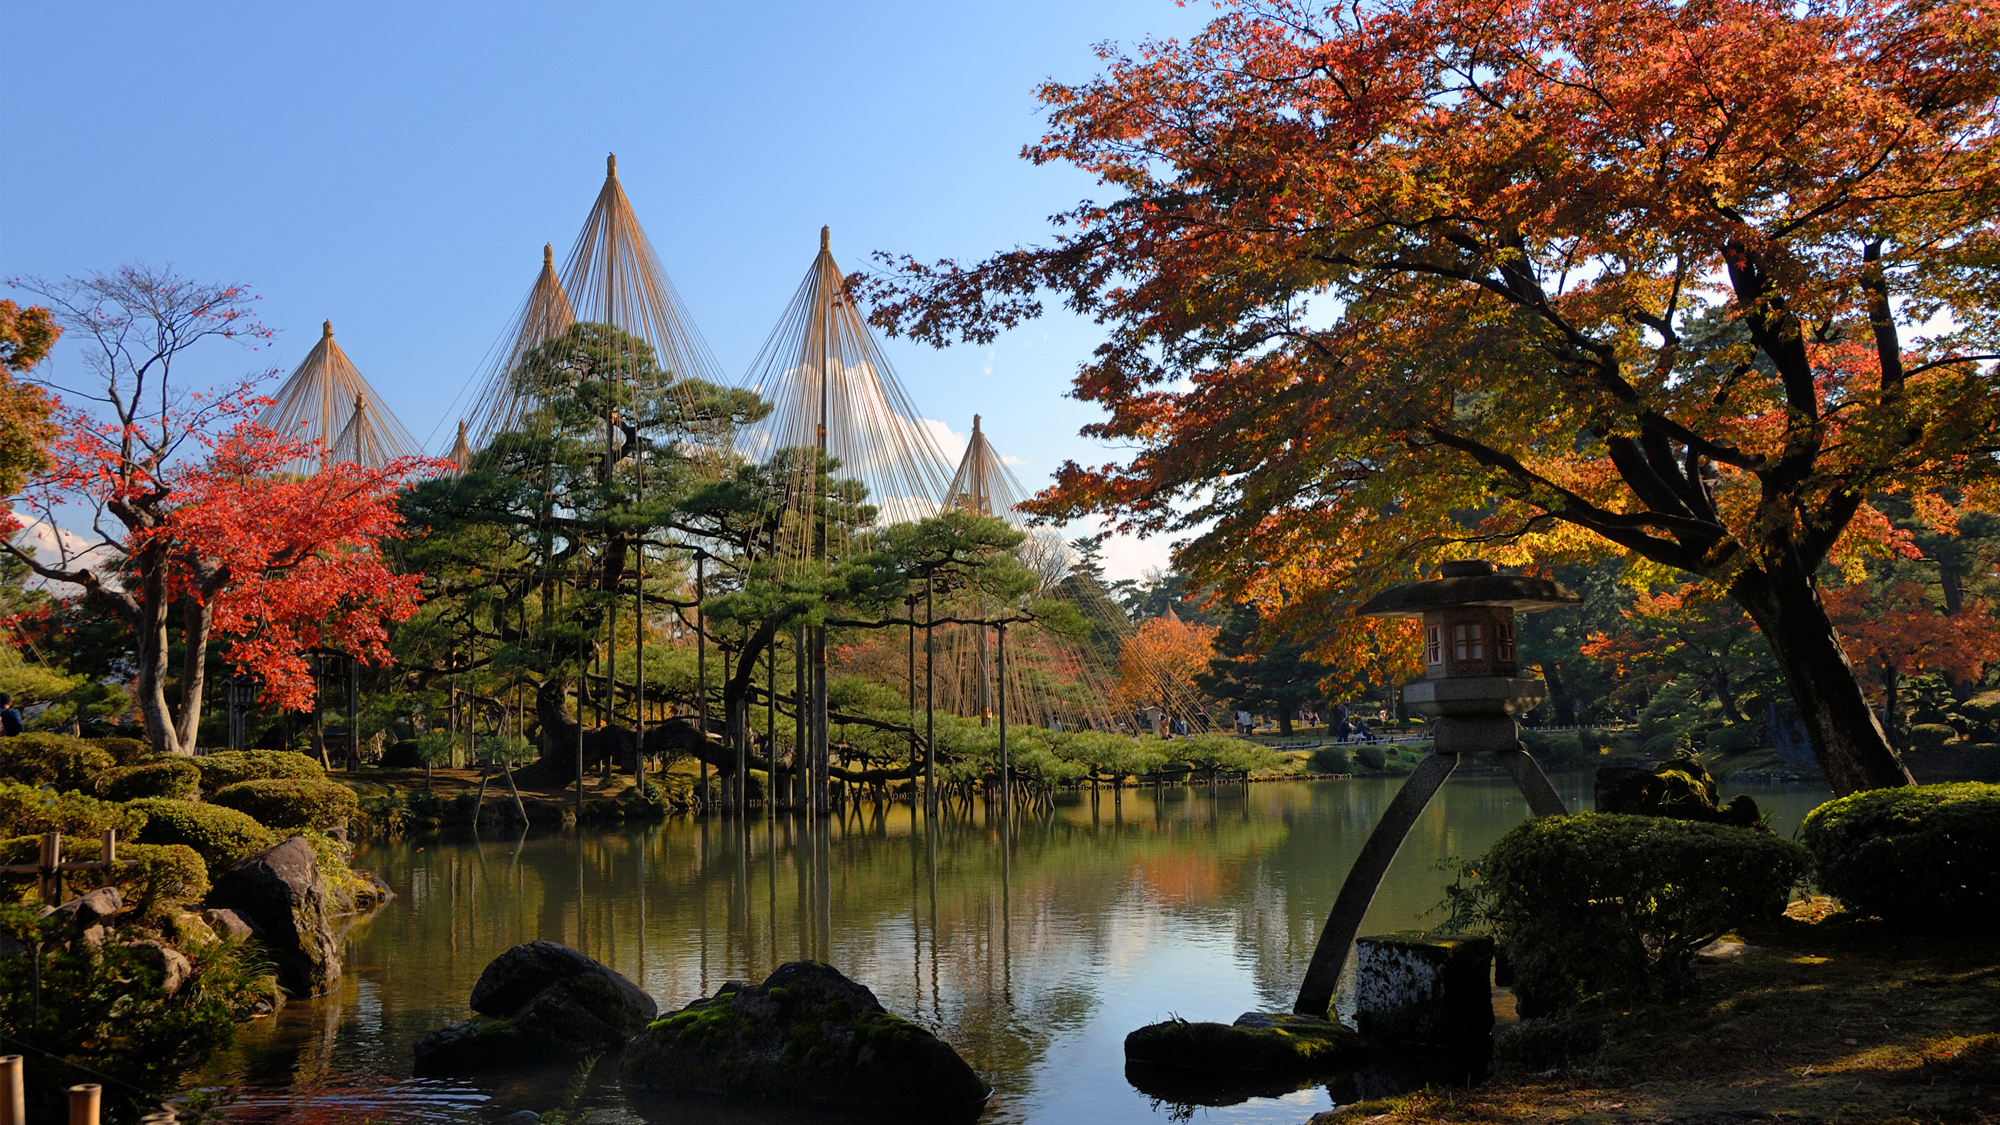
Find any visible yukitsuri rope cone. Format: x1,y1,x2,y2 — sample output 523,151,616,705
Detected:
738,225,957,568
462,154,726,453
259,320,422,472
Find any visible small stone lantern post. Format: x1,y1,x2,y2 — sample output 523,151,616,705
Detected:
1294,559,1580,1019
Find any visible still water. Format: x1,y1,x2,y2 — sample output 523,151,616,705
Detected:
200,774,1832,1125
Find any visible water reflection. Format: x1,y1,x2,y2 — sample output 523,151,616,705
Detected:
201,775,1831,1124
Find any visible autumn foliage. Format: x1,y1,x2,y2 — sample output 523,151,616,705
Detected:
865,0,2000,793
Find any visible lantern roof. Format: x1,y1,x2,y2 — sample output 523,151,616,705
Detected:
1357,560,1581,618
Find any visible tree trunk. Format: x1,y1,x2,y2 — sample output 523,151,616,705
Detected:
1277,710,1293,735
1710,669,1747,726
131,544,185,756
1542,662,1578,727
175,593,217,754
1881,664,1901,753
1732,564,1913,795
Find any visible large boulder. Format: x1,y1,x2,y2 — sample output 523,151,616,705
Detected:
622,961,988,1115
208,836,341,997
413,941,656,1075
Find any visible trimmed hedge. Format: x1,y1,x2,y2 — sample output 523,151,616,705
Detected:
87,737,153,767
0,834,207,919
193,749,326,793
0,781,146,840
0,732,114,792
96,759,202,802
126,798,278,870
1469,813,1809,1015
211,778,358,830
1799,781,2000,924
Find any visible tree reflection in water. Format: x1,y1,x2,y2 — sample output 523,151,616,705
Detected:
195,776,1830,1124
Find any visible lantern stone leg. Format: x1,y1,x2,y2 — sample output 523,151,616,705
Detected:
1292,560,1580,1020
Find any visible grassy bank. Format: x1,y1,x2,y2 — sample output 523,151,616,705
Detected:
1310,903,2000,1124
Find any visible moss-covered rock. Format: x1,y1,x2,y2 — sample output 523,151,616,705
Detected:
412,941,657,1074
1800,781,2000,924
622,961,988,1115
1126,1011,1371,1078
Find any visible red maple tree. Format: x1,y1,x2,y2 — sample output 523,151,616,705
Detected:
5,267,435,753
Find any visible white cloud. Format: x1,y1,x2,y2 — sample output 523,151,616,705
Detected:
918,417,968,467
10,519,121,593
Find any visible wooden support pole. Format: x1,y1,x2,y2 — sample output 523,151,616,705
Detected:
39,832,59,903
67,1084,100,1125
997,622,1010,816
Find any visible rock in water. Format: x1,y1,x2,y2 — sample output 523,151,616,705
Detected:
209,836,341,997
622,961,989,1115
414,941,657,1075
1124,1010,1371,1099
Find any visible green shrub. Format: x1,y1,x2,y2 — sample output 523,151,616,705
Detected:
1798,781,2000,924
1578,728,1613,755
1453,813,1809,1016
95,758,202,802
1907,723,1958,753
0,834,208,919
127,798,278,870
1521,730,1588,766
1354,744,1387,771
87,736,153,767
193,749,325,793
1308,747,1353,774
210,777,358,830
0,732,114,792
0,903,275,1121
0,781,146,839
1704,723,1763,756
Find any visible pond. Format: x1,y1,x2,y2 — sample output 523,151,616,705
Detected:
198,773,1833,1124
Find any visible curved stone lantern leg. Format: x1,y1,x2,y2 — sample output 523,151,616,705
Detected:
1291,560,1580,1020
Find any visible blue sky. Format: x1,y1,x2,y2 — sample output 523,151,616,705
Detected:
0,1,1212,580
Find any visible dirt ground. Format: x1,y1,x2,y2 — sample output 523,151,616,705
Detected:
1311,906,2000,1125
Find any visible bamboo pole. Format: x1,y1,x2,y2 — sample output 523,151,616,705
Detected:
67,1084,99,1125
1,1055,22,1125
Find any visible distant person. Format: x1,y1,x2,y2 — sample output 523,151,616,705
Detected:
1337,718,1353,743
1171,716,1188,738
0,694,20,737
1354,717,1372,742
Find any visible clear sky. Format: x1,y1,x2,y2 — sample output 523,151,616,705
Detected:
0,1,1211,580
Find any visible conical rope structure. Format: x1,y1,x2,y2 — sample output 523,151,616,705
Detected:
459,155,725,451
460,244,577,450
258,321,422,473
738,226,957,567
937,415,1135,734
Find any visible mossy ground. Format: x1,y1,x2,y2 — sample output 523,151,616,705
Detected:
1308,904,2000,1124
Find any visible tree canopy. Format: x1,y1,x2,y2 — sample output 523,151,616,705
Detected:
863,0,2000,794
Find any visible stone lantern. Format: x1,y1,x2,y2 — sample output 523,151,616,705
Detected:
1293,559,1581,1020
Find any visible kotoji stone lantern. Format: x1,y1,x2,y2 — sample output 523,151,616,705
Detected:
1362,559,1581,753
1292,559,1582,1020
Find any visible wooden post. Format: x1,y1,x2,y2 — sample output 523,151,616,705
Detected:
39,832,59,904
100,829,116,887
67,1084,100,1125
1,1054,24,1125
346,653,361,770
